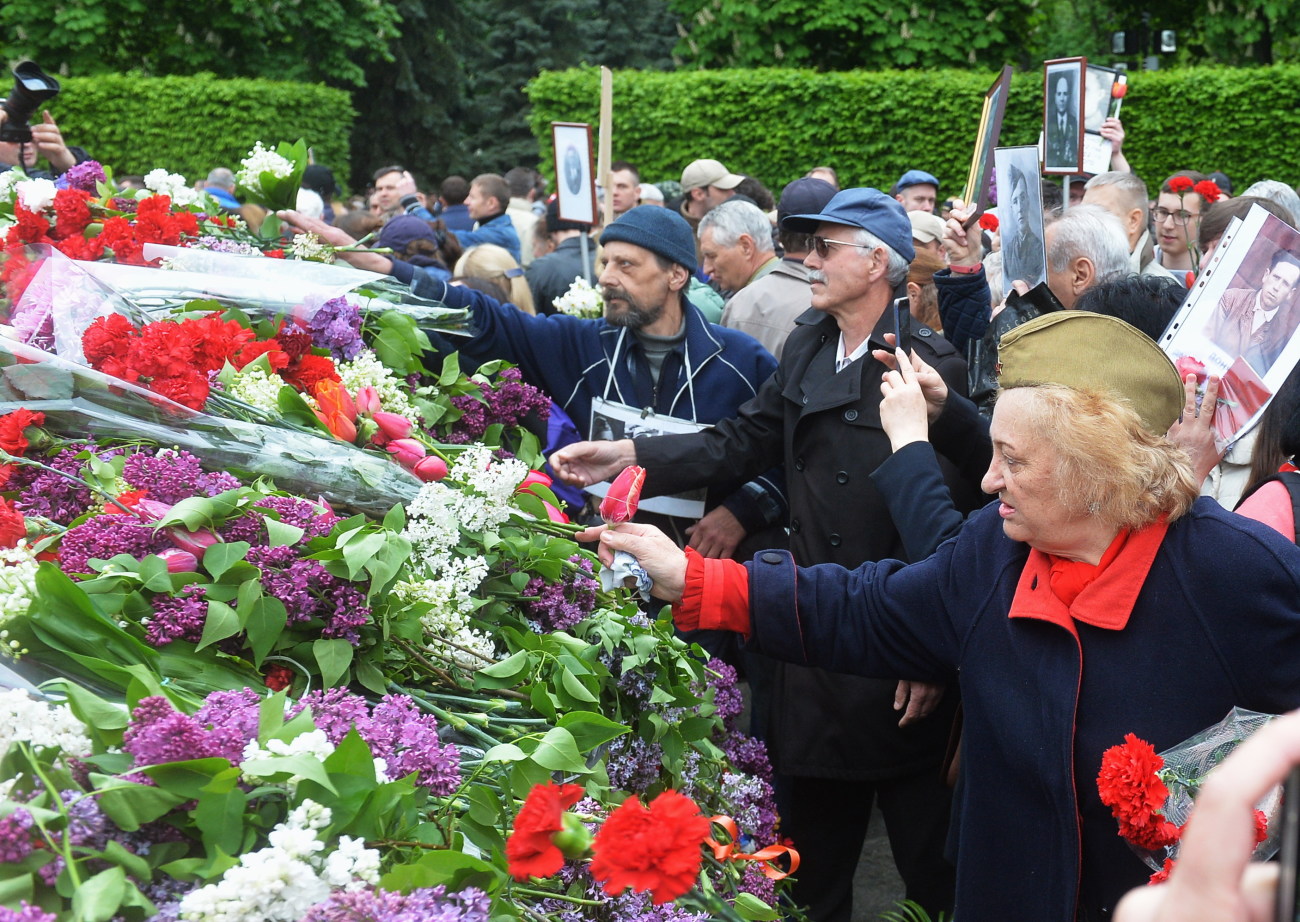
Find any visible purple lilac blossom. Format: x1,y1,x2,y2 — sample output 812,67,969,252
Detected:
247,546,371,645
11,446,97,523
122,693,261,769
443,367,550,444
0,903,56,922
8,297,54,351
301,885,490,922
0,809,34,863
605,734,663,793
144,586,208,646
62,791,110,852
522,555,597,632
59,161,105,193
255,495,338,538
122,449,236,504
58,515,171,575
306,295,364,362
193,689,264,757
703,657,744,728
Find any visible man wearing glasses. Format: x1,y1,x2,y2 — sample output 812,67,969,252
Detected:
552,189,985,922
1152,172,1210,282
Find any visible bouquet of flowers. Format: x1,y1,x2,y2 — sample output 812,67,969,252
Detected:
1097,707,1281,883
553,277,604,319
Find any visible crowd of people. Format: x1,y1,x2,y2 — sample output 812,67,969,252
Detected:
10,102,1300,922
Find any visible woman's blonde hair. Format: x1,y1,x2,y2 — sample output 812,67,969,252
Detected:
454,245,535,314
1006,384,1199,530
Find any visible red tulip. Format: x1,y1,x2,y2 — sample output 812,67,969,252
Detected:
386,438,427,468
158,548,198,572
1111,81,1128,99
1174,355,1207,385
413,455,449,482
600,465,646,524
373,411,413,441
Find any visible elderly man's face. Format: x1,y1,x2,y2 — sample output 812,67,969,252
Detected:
803,221,881,317
598,241,672,329
1055,78,1070,115
699,227,753,294
1261,260,1300,311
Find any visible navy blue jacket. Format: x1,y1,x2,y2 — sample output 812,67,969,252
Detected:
411,275,785,531
742,497,1300,920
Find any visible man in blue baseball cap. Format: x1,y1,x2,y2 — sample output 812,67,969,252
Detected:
552,191,984,921
894,168,940,214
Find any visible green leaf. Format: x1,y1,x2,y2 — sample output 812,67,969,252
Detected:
203,542,251,580
382,504,406,532
159,490,248,531
194,787,248,856
341,531,386,579
481,743,527,764
313,637,353,688
53,680,129,733
559,667,598,703
474,650,530,684
141,759,235,800
556,711,628,752
530,728,586,772
100,839,152,883
379,850,494,892
733,892,781,921
354,658,387,696
244,596,288,665
94,778,187,832
239,754,336,793
197,600,242,651
264,517,306,548
71,865,127,922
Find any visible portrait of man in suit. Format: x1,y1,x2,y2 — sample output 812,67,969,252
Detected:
1206,249,1300,375
1044,69,1080,172
997,151,1047,291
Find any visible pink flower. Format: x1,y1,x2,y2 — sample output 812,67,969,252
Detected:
600,466,646,524
518,470,554,493
386,438,427,468
158,548,198,572
543,502,569,524
373,411,413,441
354,385,382,416
168,527,219,560
413,455,449,482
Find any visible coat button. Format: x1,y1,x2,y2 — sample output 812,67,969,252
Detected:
843,409,858,421
795,457,805,471
802,395,809,405
790,519,802,533
761,551,783,564
918,327,932,337
829,533,842,547
836,471,849,484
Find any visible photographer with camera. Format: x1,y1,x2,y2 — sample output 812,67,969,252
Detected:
0,63,90,180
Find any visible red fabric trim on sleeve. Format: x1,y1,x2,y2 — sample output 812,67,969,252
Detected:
672,547,752,637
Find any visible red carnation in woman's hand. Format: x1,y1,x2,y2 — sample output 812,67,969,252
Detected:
590,790,711,904
600,465,646,524
1193,179,1223,204
506,782,585,881
1097,733,1181,850
979,213,999,232
1167,175,1195,195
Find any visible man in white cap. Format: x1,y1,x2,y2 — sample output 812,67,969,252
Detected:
680,158,744,220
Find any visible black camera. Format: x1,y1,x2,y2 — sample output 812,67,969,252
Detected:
0,63,61,144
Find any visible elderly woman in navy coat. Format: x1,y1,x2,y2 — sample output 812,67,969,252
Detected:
585,312,1300,922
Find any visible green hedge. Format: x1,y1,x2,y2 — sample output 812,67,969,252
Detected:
528,66,1300,197
41,73,355,185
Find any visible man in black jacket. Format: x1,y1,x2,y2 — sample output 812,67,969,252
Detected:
553,188,987,922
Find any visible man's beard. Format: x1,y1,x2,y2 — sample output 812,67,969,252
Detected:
602,284,665,329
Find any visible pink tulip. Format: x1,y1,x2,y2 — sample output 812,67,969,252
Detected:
517,470,553,493
413,455,449,482
158,548,198,573
373,411,414,441
132,498,174,523
386,438,427,468
167,526,219,560
600,466,646,524
355,385,382,416
543,501,570,524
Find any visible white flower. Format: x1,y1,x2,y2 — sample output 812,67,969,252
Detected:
0,689,92,757
0,544,40,645
553,276,604,318
319,835,380,889
143,169,202,208
290,233,336,264
238,142,294,197
16,178,57,213
226,365,289,413
0,169,26,205
335,351,420,421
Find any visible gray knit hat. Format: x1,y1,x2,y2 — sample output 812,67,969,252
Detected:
599,205,698,273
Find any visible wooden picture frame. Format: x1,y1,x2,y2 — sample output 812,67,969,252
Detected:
961,65,1013,218
550,122,597,226
1042,57,1087,175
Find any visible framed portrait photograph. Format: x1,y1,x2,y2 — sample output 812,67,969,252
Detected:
1159,205,1300,444
1042,57,1087,175
550,122,597,226
994,146,1048,296
961,65,1013,218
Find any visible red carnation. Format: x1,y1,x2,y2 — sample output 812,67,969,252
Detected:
1254,808,1268,844
506,782,585,881
283,353,341,393
82,314,139,369
590,790,710,904
264,664,294,692
233,339,290,373
1098,733,1181,849
0,409,45,456
0,497,26,549
1167,175,1195,195
52,189,93,240
1147,857,1175,885
1193,180,1223,204
276,327,314,361
979,213,999,232
150,371,210,410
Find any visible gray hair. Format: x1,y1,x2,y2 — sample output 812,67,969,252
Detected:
1241,180,1300,226
1046,204,1130,282
698,200,774,252
205,167,235,191
852,227,910,286
1084,171,1150,214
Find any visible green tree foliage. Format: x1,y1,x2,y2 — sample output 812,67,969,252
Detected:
47,74,354,183
529,65,1300,197
456,0,680,177
668,0,1037,70
0,0,400,88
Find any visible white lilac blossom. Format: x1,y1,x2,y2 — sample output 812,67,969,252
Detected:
334,352,420,421
290,233,336,264
226,365,290,413
16,179,57,214
237,142,295,197
142,169,203,208
0,169,26,206
0,545,41,655
178,800,380,922
0,689,91,756
553,276,604,318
